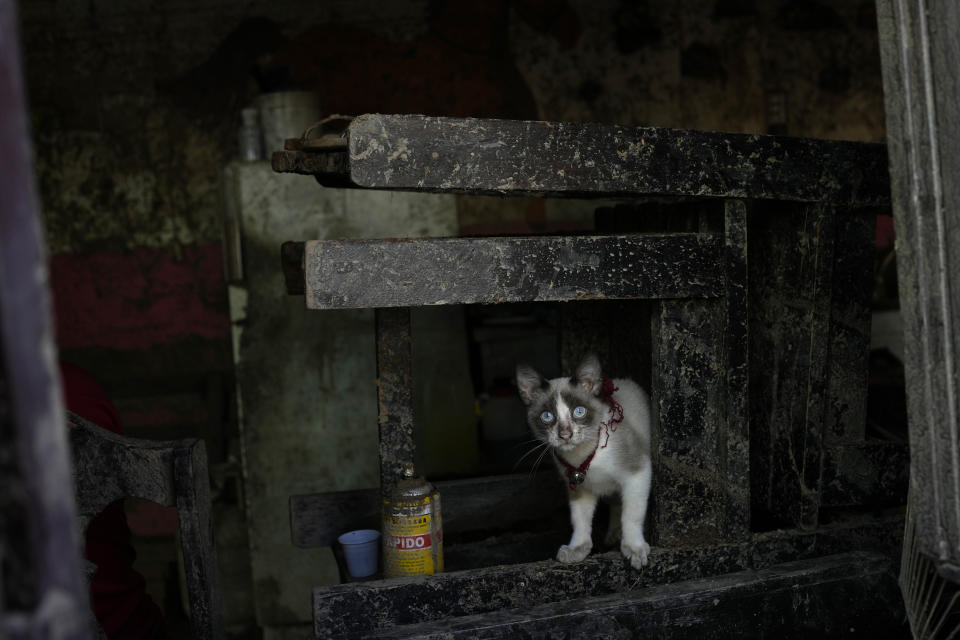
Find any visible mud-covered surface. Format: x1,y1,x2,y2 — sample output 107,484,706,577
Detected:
720,201,751,540
556,203,721,396
653,299,731,546
748,203,900,530
322,114,891,204
300,234,722,309
375,309,416,497
301,194,898,635
749,203,836,529
825,211,875,444
312,514,903,638
604,201,746,548
69,413,180,519
368,552,906,639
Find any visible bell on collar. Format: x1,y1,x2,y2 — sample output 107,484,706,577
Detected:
570,470,586,485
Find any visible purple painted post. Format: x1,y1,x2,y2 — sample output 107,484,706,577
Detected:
0,0,90,635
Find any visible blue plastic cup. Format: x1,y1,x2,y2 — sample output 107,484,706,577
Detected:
338,529,380,578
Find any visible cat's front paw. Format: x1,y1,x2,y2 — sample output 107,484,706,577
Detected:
621,540,650,569
556,543,591,564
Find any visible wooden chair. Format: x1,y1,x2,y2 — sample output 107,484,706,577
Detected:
67,411,224,640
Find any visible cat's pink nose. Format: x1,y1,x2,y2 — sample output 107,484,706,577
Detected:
558,428,572,441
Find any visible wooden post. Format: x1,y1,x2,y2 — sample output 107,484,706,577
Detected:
0,0,89,634
876,0,960,573
375,308,416,499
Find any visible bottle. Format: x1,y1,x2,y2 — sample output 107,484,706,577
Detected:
382,465,444,578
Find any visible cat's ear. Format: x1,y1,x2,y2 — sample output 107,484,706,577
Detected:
516,364,545,406
576,353,602,395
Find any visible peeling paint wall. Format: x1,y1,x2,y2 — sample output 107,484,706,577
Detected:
24,0,885,250
49,246,229,350
24,0,437,254
24,0,885,254
511,0,885,140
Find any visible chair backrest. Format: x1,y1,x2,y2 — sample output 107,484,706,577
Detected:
67,411,224,640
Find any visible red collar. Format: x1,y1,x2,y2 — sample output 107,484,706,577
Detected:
555,378,624,490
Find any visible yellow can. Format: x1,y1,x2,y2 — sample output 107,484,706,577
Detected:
382,470,443,578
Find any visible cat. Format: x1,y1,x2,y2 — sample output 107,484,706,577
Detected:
516,353,652,569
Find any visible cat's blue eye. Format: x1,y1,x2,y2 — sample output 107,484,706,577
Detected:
540,411,554,423
573,406,587,419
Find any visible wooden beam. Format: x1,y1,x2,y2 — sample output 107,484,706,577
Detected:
311,518,903,638
288,234,723,309
375,308,415,498
367,553,904,639
273,114,890,206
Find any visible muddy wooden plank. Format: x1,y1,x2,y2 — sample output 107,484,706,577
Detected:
293,234,722,309
721,199,750,540
370,552,905,639
824,210,875,445
311,515,903,638
796,204,837,529
652,298,730,546
68,412,223,639
749,203,838,530
273,114,890,206
376,308,415,498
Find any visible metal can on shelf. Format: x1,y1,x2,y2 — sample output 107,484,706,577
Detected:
382,466,443,577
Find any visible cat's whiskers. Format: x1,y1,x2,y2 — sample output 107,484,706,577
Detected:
508,437,546,453
528,443,552,480
513,440,549,470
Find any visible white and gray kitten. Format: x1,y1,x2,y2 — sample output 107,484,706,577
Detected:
516,353,652,569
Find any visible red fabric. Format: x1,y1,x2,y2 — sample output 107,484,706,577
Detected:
61,362,167,639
